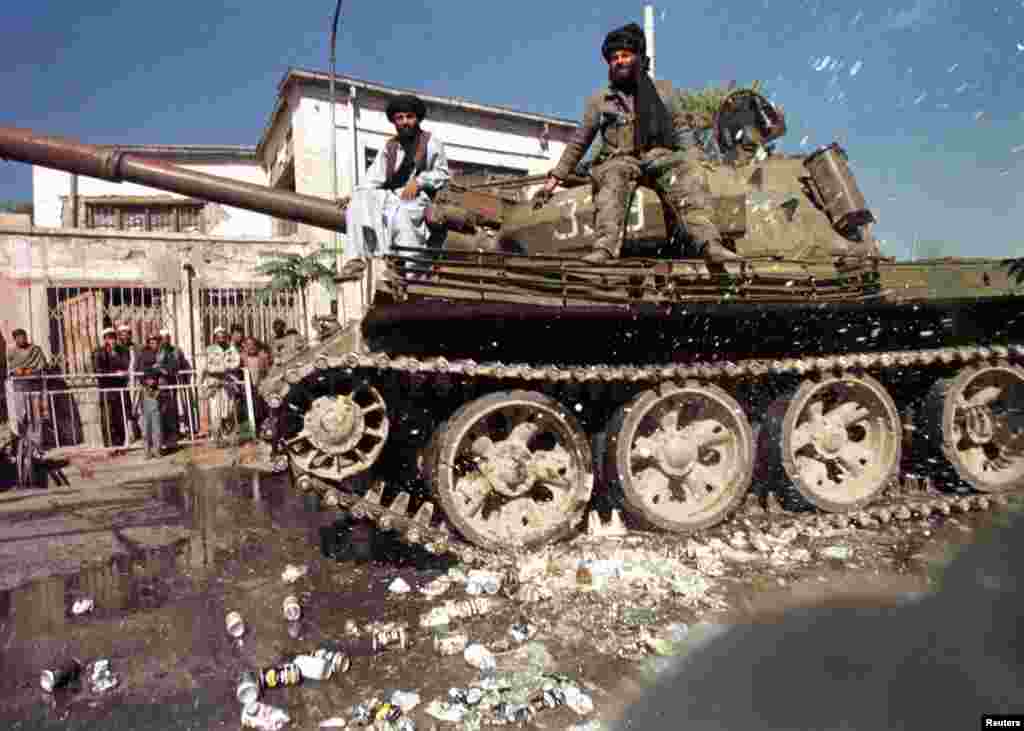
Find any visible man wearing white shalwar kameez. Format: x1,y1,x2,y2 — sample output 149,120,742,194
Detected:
340,94,450,278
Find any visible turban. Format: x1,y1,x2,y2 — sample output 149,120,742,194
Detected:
601,22,646,62
386,94,427,123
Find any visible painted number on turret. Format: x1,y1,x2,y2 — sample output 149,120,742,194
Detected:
553,192,645,240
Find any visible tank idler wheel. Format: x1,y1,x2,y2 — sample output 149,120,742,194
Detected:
606,381,754,532
431,390,593,551
927,363,1024,492
288,381,389,481
781,373,901,512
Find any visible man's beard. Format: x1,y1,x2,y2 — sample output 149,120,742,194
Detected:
397,125,419,142
609,62,638,90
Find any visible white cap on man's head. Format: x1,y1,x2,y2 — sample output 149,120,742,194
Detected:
102,327,116,337
117,324,131,332
213,326,227,335
159,328,171,336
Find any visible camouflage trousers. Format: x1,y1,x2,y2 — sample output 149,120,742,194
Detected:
590,147,720,257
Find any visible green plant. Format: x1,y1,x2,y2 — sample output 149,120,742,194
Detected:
676,81,764,130
254,250,337,329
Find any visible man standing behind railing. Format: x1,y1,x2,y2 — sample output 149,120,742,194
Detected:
156,328,188,449
116,324,141,444
92,327,128,448
7,329,48,435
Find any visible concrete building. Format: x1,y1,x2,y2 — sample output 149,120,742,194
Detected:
0,69,577,382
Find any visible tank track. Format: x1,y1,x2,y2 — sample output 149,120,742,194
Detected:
263,343,1024,565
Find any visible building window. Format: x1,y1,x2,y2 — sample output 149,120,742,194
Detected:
365,148,378,171
84,201,205,233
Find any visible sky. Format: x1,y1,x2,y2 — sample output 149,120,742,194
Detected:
1,0,1022,260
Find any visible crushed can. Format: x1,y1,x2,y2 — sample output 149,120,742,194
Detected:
372,627,407,652
282,595,301,622
293,654,329,681
236,671,261,705
313,648,351,678
40,659,82,693
226,610,246,638
259,662,302,689
373,702,402,723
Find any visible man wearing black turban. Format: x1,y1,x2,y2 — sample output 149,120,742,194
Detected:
339,93,450,278
541,23,738,263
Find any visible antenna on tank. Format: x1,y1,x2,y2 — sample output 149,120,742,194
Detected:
644,4,656,79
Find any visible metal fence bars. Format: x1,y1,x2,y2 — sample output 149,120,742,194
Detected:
5,369,256,452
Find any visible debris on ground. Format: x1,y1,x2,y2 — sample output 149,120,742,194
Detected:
88,659,119,693
242,701,291,730
226,610,246,638
420,598,505,628
318,718,347,728
821,545,852,560
388,577,412,594
281,564,309,584
283,594,301,621
71,598,95,616
390,690,421,713
463,643,496,672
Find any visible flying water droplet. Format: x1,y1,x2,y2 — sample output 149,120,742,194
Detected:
913,92,928,105
999,168,1012,176
947,63,958,72
815,56,831,71
1017,41,1024,51
975,110,987,121
849,60,863,76
955,82,969,94
1011,144,1024,153
800,135,810,146
851,10,863,25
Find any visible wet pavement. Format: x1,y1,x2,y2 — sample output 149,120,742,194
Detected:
0,452,1016,730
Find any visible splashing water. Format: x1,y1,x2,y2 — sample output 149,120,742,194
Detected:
913,92,928,105
849,60,863,76
815,56,832,71
948,63,958,72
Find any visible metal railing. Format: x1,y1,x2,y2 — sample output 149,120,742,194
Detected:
5,368,257,452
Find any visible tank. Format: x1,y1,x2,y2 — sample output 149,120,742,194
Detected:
2,94,1023,561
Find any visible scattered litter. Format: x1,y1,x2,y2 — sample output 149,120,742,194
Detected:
508,622,536,643
391,690,422,713
237,671,261,705
420,598,504,628
293,654,330,681
563,685,595,715
464,643,496,672
388,577,412,594
226,611,246,638
71,598,94,616
242,701,291,730
418,575,452,598
89,659,119,693
281,564,308,584
319,719,347,728
465,570,503,595
282,595,301,622
40,659,81,693
425,699,467,723
822,545,852,560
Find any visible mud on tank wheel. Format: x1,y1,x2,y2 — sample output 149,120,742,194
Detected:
430,390,594,551
925,362,1024,492
605,380,754,532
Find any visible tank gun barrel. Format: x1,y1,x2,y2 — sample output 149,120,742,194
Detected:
0,126,346,232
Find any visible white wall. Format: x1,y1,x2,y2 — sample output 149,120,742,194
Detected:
33,161,276,237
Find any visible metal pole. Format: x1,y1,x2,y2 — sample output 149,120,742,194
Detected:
643,4,655,79
329,0,344,273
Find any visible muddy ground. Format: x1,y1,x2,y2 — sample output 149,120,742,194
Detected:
0,447,1009,730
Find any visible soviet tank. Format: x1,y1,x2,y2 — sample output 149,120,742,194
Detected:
2,87,1022,562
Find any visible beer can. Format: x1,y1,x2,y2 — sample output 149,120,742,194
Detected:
313,648,351,677
40,659,81,693
236,671,260,705
372,627,407,652
259,663,301,688
292,654,329,681
282,595,301,622
433,630,469,656
225,610,245,638
373,702,401,723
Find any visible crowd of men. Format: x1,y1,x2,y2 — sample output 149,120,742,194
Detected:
3,318,304,470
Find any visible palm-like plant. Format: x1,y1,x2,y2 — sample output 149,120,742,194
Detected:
676,80,763,130
254,249,338,330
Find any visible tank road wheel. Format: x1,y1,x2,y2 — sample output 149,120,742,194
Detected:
781,373,901,512
607,382,754,532
287,380,389,482
927,363,1024,492
432,390,593,551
